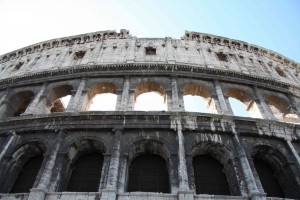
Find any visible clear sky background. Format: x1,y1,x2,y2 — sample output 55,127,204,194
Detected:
0,0,299,63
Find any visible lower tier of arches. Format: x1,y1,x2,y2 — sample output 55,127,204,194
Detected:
0,115,300,200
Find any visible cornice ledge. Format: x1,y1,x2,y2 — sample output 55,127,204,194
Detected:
0,63,298,90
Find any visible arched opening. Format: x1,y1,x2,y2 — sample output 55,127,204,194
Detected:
128,153,170,193
89,93,117,111
0,142,46,193
58,139,106,192
66,153,103,192
227,88,262,118
228,97,251,117
134,82,167,111
252,145,300,198
6,91,34,117
48,85,73,113
253,158,284,198
192,142,241,196
266,95,298,120
10,155,43,193
87,83,117,111
193,155,230,195
183,84,215,113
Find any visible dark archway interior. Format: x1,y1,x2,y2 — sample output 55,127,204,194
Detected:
10,155,43,193
252,145,300,198
9,91,34,117
66,152,103,192
253,158,284,198
193,155,230,195
128,153,170,193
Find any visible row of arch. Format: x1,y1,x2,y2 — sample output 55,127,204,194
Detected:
1,137,299,198
1,79,299,121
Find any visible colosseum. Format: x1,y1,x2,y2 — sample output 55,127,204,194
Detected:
0,29,299,200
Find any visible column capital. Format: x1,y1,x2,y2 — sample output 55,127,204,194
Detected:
70,89,77,95
170,74,178,79
123,75,130,79
82,89,89,93
112,127,124,133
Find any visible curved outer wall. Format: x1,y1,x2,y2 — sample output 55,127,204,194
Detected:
0,30,299,200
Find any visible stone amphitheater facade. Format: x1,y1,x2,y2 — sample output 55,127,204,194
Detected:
0,30,299,200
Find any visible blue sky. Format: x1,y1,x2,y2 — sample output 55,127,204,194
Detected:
0,0,299,62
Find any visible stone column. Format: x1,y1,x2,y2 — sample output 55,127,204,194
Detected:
117,154,128,193
166,37,175,64
101,128,123,200
210,94,223,114
23,83,48,115
252,86,275,120
48,153,65,192
28,130,64,200
176,120,194,200
171,76,184,111
126,38,135,63
99,154,111,190
0,89,9,107
223,94,234,114
127,89,135,111
230,123,266,200
286,139,300,172
66,78,87,112
165,89,173,111
0,100,16,117
286,93,300,118
185,154,195,191
213,80,233,115
0,132,16,163
116,77,130,111
199,46,214,68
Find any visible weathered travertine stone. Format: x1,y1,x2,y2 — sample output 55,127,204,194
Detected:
0,30,300,200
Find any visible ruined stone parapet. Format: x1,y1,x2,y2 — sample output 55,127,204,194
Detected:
0,30,299,89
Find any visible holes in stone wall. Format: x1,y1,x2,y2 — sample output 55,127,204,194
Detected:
216,52,228,62
239,56,244,63
74,51,86,60
14,62,24,70
275,67,286,77
145,47,156,55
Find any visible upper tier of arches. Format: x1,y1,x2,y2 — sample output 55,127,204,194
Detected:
0,75,298,124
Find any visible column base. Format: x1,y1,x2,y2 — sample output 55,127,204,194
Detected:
28,188,46,200
178,190,194,200
250,192,266,200
101,189,117,200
